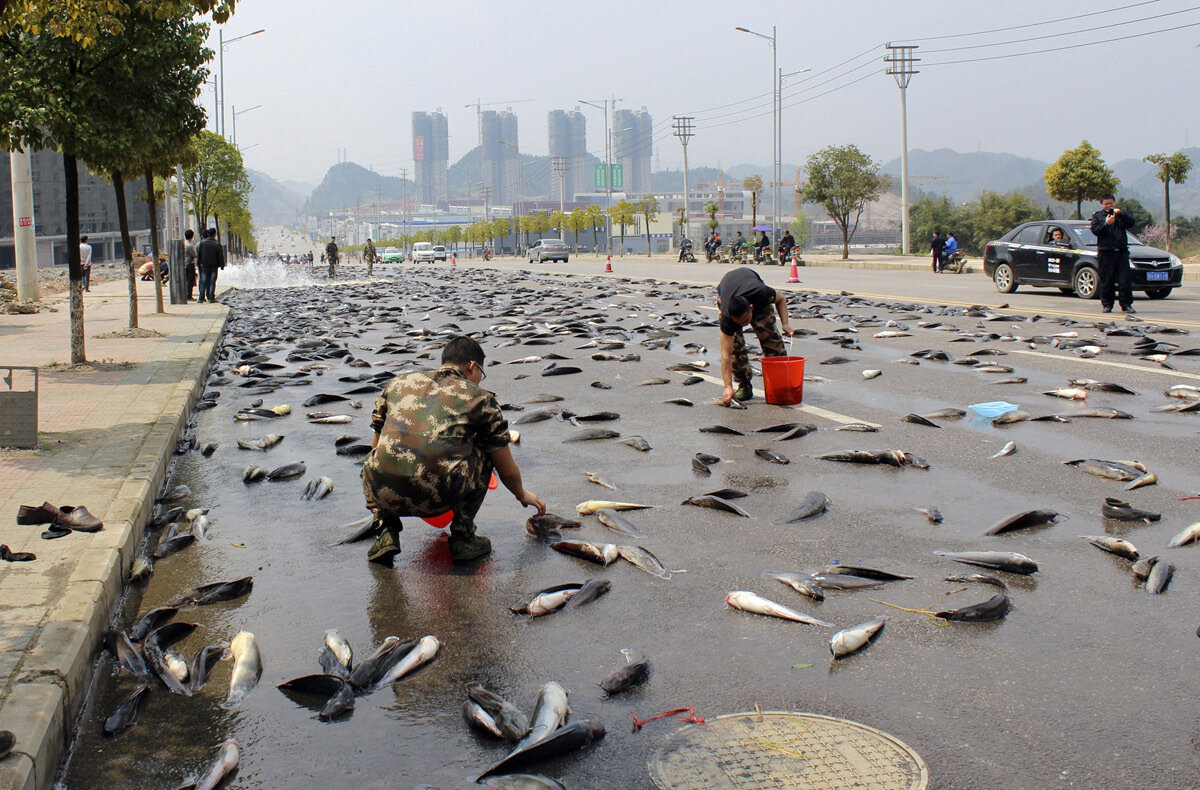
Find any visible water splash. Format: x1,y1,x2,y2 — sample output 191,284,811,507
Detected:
221,259,319,289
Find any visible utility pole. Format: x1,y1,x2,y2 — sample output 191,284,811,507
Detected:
399,166,409,256
481,185,492,222
9,148,39,302
580,98,618,258
672,116,694,248
552,155,568,240
885,42,919,255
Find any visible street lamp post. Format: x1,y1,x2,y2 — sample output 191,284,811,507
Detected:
579,99,615,259
232,104,262,149
778,67,810,248
218,27,265,139
736,25,777,253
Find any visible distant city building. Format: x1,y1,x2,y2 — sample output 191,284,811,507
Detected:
548,109,588,200
481,110,519,206
0,149,150,268
612,107,653,194
412,111,449,205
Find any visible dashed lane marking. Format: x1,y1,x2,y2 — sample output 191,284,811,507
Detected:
691,371,880,427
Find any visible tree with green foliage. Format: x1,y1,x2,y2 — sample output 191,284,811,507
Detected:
635,196,660,257
703,200,720,233
1116,198,1153,236
743,174,763,229
609,200,636,255
549,210,568,240
789,210,811,250
181,131,251,235
566,208,588,251
489,218,511,250
0,0,235,44
1044,140,1118,219
1143,152,1192,251
960,191,1046,253
446,225,463,252
799,144,889,260
584,204,605,253
908,195,958,257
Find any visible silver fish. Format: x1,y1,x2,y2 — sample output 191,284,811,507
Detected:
1081,535,1140,561
725,590,833,627
830,616,887,658
373,634,439,686
765,572,825,601
989,441,1016,459
595,508,643,538
515,682,569,752
1167,522,1200,548
323,629,352,669
222,631,262,708
617,545,674,580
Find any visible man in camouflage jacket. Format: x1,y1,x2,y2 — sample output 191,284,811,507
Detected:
325,236,339,277
363,238,378,276
361,336,546,564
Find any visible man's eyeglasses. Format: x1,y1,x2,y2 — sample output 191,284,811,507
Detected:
474,362,487,382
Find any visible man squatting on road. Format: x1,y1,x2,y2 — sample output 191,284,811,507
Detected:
360,336,546,565
717,266,795,406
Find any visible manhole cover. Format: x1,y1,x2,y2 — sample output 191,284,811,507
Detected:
648,711,929,790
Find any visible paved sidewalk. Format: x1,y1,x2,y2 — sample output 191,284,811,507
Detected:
0,276,226,790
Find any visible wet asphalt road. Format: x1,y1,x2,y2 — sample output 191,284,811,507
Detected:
58,259,1200,790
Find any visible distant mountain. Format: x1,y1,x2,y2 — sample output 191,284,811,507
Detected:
1112,148,1200,220
280,180,315,197
303,162,413,214
248,169,306,227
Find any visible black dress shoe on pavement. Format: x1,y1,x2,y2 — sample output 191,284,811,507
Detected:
1101,306,1112,313
1123,306,1136,314
41,525,71,540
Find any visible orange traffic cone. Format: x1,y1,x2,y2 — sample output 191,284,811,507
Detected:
604,255,613,273
787,256,800,283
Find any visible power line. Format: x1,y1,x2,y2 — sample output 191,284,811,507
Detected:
924,19,1200,66
914,0,1163,41
921,4,1200,54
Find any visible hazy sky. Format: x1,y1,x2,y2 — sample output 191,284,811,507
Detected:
213,0,1200,187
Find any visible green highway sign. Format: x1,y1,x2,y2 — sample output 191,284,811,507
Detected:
594,164,625,190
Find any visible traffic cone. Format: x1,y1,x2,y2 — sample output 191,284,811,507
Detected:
787,256,800,283
604,255,613,273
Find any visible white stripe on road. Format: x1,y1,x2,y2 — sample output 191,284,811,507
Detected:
692,372,880,427
1008,349,1200,381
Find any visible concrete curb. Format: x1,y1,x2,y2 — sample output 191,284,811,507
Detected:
0,306,228,790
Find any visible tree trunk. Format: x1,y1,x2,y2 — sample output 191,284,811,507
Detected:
841,222,849,260
1074,194,1082,220
620,226,626,256
1164,180,1172,252
145,168,164,313
113,171,138,330
63,153,86,364
751,195,757,229
645,214,652,257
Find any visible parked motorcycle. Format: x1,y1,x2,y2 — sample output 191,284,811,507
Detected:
678,240,696,263
942,250,968,273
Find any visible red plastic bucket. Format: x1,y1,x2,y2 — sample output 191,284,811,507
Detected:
421,472,499,528
760,356,806,405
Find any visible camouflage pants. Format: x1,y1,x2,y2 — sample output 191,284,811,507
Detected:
361,452,493,539
366,257,374,276
719,298,786,387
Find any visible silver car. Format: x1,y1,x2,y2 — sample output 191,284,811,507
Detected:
527,238,570,263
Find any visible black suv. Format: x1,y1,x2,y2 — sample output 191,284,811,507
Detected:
983,220,1182,299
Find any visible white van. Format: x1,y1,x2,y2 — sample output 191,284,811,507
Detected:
412,242,435,263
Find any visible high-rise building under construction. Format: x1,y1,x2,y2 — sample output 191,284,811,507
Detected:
548,109,588,200
612,107,653,194
411,111,449,206
481,110,519,207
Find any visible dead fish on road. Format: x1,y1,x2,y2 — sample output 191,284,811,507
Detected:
989,441,1017,459
170,576,254,607
266,462,307,480
563,428,620,442
221,631,262,708
621,436,652,452
922,408,966,420
816,449,929,469
915,506,943,524
177,739,239,790
584,472,617,490
900,413,940,428
692,457,712,476
576,500,654,515
699,425,746,436
1146,559,1174,594
663,397,694,406
725,591,833,627
933,550,1038,575
564,578,613,609
242,466,268,483
1068,378,1137,395
595,508,643,538
765,572,825,601
830,616,887,658
1167,522,1200,548
776,423,818,441
300,476,334,501
1044,387,1088,400
818,565,913,582
477,720,605,781
774,492,830,524
682,494,751,518
617,545,676,579
935,593,1010,622
574,411,621,422
944,573,1008,591
1101,497,1161,522
1063,458,1146,481
526,513,582,540
515,409,557,424
599,652,650,696
308,414,354,424
467,683,530,742
755,448,790,464
835,423,879,432
984,509,1060,535
551,540,620,566
992,410,1030,426
862,369,882,379
1081,535,1140,561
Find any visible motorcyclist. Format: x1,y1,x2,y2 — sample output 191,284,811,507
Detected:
941,232,958,272
778,230,795,264
678,236,694,262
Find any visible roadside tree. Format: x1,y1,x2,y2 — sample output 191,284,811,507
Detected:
549,210,568,240
635,196,659,257
609,200,636,255
1044,140,1118,219
566,208,588,251
1116,198,1153,235
799,144,888,260
1143,152,1192,252
743,174,763,229
584,204,605,253
703,201,720,233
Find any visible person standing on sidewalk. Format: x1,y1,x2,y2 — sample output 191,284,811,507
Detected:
717,266,795,406
80,235,93,291
325,236,339,278
363,237,378,276
195,228,225,303
930,231,944,273
1089,193,1136,313
360,336,546,565
183,229,197,301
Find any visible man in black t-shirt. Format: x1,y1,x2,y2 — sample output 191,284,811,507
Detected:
717,267,794,405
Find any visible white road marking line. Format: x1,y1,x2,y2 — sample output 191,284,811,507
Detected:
691,371,880,427
1008,349,1200,381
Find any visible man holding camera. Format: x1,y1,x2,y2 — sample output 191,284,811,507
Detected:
1089,193,1136,314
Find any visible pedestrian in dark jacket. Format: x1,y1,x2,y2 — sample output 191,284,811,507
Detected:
930,231,945,272
195,227,225,303
1089,193,1136,313
183,229,197,301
